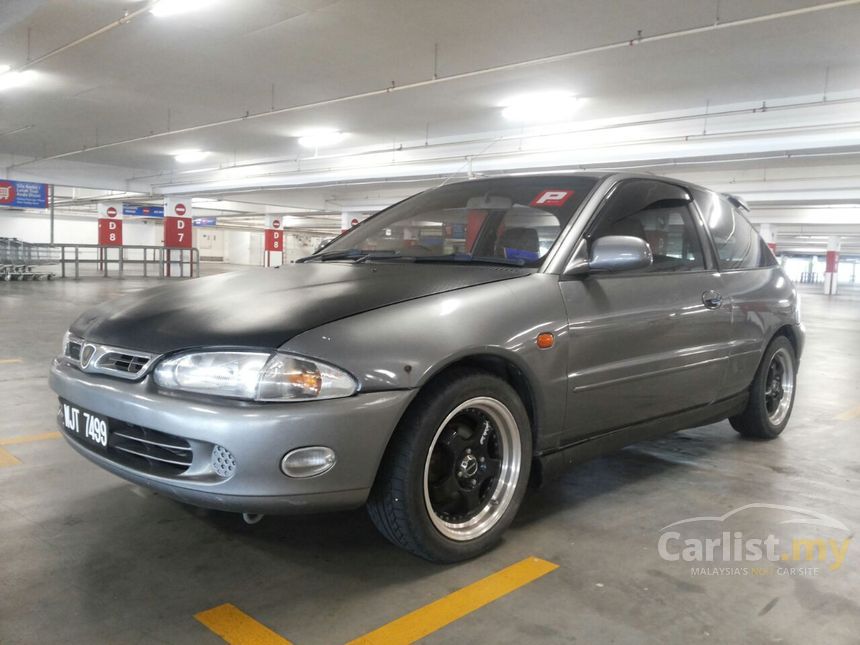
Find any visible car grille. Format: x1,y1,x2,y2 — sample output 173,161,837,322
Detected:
109,424,193,476
63,416,194,477
98,352,150,375
63,336,156,380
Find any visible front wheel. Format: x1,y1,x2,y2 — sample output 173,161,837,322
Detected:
368,368,531,562
730,335,797,439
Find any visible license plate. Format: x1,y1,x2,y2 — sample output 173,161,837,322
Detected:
60,400,109,451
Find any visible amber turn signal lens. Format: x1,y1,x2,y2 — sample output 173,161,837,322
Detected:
287,371,323,396
536,332,555,349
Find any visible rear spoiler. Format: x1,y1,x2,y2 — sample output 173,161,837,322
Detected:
723,193,750,212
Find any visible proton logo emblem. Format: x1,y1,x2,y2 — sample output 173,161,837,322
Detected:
80,344,96,369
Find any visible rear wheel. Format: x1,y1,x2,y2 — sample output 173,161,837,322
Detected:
730,335,797,439
368,369,531,562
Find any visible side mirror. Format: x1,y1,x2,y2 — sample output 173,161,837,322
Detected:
564,236,653,276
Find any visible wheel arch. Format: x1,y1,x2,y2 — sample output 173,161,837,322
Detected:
422,353,540,441
388,349,544,455
773,324,800,357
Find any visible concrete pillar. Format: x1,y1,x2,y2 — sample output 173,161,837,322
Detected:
823,236,840,295
759,223,777,255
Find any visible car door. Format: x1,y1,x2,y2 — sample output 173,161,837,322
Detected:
691,188,787,400
558,178,733,442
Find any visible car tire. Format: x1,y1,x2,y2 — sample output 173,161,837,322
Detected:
367,368,532,563
730,335,797,440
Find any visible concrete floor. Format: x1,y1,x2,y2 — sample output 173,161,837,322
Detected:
1,271,859,644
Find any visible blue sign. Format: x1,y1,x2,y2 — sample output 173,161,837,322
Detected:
123,204,164,217
448,223,467,239
193,217,217,227
0,180,48,209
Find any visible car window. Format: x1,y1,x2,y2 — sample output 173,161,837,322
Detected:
693,190,776,269
590,179,705,272
313,177,598,266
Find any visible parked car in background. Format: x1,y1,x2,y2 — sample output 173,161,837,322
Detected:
51,173,803,562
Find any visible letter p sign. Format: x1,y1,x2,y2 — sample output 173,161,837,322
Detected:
530,189,574,207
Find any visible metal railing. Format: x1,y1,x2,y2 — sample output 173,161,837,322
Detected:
5,243,201,280
1,238,60,280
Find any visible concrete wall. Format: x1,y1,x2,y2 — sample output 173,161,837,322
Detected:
223,230,264,266
193,228,224,261
0,211,160,246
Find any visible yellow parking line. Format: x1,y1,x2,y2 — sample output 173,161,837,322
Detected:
0,432,63,467
195,603,293,645
0,447,22,467
0,358,23,365
0,431,62,446
347,556,559,645
836,404,860,421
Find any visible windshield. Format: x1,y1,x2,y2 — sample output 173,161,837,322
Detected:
306,176,598,266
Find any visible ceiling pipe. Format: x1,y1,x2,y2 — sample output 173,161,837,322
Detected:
8,0,860,168
16,2,160,72
152,124,860,195
127,94,860,185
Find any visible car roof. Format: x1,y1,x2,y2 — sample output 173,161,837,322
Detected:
451,170,724,199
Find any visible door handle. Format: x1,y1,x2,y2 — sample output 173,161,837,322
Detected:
702,290,722,309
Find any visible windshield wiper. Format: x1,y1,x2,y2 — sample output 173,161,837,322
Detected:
360,253,528,267
297,249,401,263
299,249,529,266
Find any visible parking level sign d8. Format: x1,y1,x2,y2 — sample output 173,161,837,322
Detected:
265,229,283,251
98,219,123,246
164,216,192,248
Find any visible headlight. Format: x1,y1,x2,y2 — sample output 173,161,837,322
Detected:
153,351,357,402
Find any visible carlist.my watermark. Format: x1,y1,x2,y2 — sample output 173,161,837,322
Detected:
657,503,852,576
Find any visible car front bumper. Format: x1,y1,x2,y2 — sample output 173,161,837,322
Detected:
49,358,416,514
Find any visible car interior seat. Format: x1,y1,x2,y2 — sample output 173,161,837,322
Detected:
495,227,540,260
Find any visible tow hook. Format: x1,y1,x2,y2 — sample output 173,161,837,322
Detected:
242,513,265,525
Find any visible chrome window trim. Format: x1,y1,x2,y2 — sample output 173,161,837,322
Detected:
63,335,158,381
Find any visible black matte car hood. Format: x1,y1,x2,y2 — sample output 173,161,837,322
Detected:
70,263,531,354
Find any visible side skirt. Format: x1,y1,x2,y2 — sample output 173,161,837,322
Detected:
533,392,749,485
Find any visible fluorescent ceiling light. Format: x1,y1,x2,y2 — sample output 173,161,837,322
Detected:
0,70,37,92
174,150,210,163
150,0,217,18
501,92,579,123
297,129,347,149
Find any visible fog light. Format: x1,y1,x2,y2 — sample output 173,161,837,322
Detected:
281,446,336,478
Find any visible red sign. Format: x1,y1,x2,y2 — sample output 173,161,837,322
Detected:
272,219,281,229
530,189,574,207
164,216,192,248
106,206,118,218
265,229,283,251
351,218,359,227
0,181,16,204
174,203,187,216
98,219,123,246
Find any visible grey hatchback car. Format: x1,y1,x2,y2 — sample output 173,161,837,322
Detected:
51,173,804,562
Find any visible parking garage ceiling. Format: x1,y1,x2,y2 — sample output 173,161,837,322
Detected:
1,0,860,250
